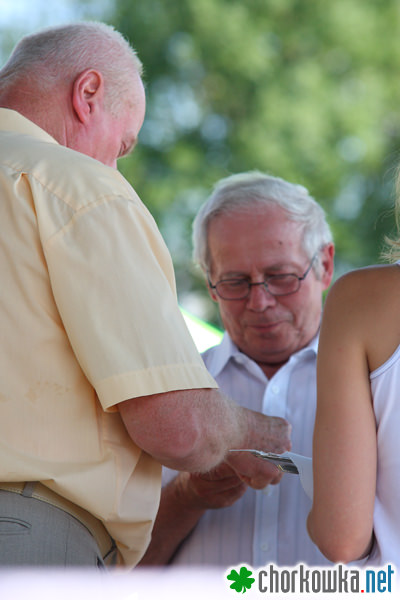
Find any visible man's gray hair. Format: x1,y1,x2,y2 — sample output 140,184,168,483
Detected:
192,171,333,277
0,21,143,115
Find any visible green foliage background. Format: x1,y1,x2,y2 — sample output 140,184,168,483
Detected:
3,0,400,324
108,0,400,323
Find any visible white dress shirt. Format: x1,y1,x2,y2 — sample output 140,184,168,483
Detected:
163,332,332,567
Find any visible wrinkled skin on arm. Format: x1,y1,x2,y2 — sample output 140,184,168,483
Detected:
118,388,290,480
119,387,290,567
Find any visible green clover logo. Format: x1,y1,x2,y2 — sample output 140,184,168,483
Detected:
227,566,255,593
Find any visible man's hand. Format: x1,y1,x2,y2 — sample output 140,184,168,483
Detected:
175,464,248,511
245,411,292,454
225,450,283,487
226,412,292,489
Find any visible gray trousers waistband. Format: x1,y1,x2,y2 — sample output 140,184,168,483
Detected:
0,487,106,567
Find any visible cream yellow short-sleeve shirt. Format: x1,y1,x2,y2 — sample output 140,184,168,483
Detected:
0,109,217,566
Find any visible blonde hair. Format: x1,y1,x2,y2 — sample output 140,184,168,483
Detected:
381,166,400,263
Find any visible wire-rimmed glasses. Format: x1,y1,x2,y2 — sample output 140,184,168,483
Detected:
208,254,317,301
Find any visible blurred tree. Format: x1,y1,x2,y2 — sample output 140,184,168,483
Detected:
3,0,400,325
107,0,400,323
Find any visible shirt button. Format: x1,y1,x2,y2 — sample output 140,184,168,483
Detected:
271,385,279,394
263,486,273,496
260,543,269,552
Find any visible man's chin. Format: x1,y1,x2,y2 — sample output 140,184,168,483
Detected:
243,337,294,364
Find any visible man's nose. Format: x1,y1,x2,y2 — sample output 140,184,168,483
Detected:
246,282,277,311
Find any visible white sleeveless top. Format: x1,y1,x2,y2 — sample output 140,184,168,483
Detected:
369,342,400,567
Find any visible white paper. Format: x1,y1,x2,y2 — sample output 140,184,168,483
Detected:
229,449,313,499
284,451,313,499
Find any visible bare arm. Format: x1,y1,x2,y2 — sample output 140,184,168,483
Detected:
307,272,377,563
118,387,290,482
122,387,288,566
139,464,247,565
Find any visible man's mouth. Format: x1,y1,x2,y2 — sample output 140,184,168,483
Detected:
247,319,284,331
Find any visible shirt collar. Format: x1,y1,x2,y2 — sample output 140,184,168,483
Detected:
205,330,319,379
0,108,58,145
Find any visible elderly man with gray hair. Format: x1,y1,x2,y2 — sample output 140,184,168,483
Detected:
140,170,335,567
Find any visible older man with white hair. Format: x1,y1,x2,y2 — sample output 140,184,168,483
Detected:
141,171,335,567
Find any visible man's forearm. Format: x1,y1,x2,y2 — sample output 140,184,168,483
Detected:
118,388,248,473
139,473,206,565
118,389,291,483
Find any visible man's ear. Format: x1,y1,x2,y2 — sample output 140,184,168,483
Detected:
206,276,218,303
320,242,335,290
72,69,104,124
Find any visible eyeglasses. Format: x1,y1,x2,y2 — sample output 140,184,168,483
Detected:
208,254,317,301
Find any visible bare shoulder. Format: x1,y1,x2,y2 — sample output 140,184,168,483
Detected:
326,263,400,304
323,264,400,370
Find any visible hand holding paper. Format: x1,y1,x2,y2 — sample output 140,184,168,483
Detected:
229,449,313,499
